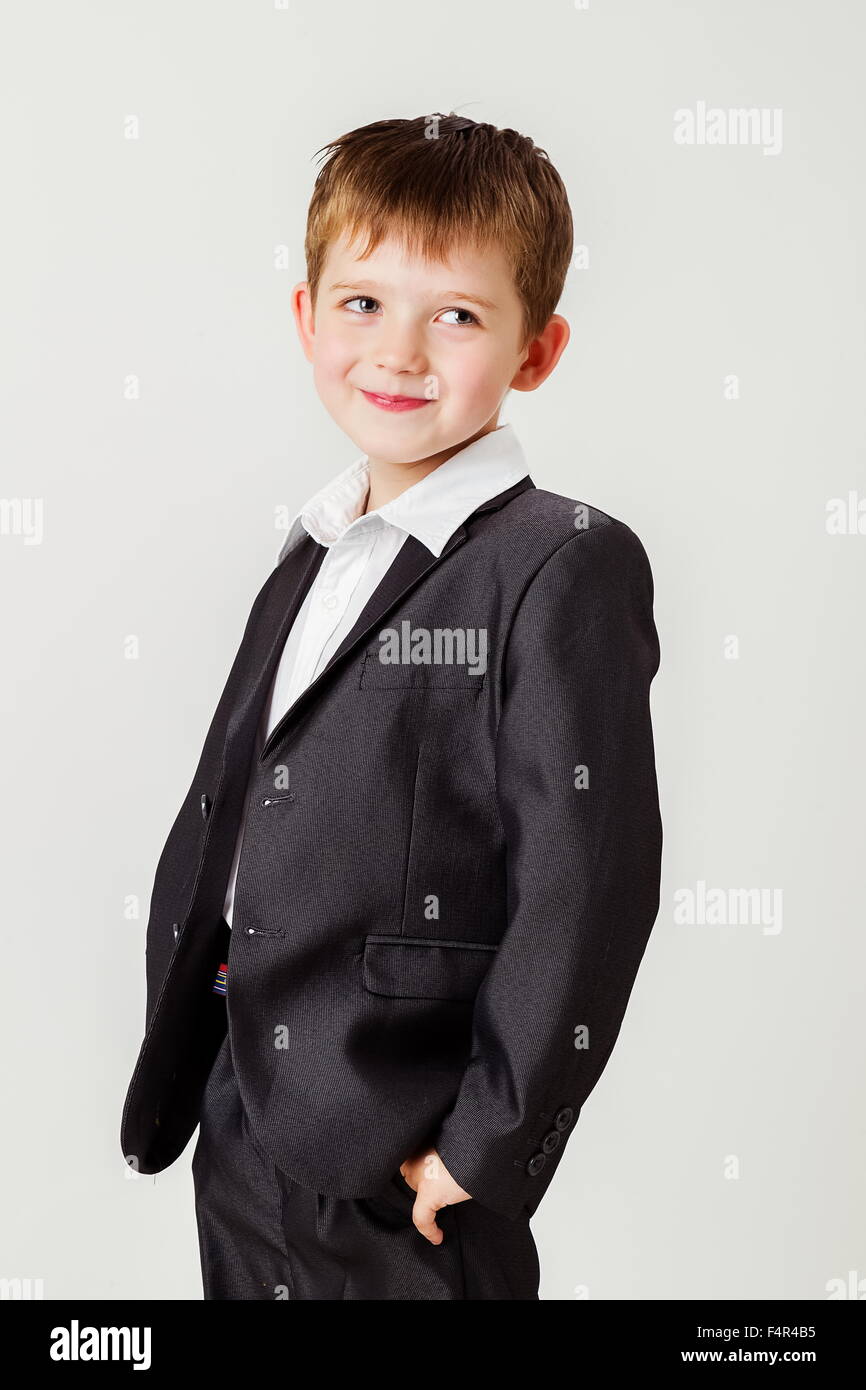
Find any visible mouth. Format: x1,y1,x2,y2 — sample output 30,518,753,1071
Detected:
359,389,432,413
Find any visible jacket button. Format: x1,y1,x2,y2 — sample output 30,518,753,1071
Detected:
526,1152,546,1177
542,1130,561,1154
554,1106,574,1131
172,922,179,941
200,793,211,820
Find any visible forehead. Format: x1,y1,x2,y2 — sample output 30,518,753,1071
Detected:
321,229,517,298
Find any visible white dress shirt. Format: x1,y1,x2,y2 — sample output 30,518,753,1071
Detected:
222,422,529,927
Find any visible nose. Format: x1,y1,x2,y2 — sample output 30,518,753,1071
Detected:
373,316,428,377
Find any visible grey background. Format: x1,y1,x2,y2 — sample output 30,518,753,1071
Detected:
1,0,863,1300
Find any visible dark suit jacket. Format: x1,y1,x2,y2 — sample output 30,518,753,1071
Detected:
120,476,662,1221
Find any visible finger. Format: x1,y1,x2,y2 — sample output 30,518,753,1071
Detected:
413,1198,444,1246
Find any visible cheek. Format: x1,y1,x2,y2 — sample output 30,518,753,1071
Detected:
442,346,507,408
312,331,355,388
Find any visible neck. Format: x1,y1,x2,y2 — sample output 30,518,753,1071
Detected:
363,419,500,514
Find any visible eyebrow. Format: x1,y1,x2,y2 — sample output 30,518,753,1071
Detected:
328,282,498,311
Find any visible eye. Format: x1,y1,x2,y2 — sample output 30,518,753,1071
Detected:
342,296,380,315
437,307,479,326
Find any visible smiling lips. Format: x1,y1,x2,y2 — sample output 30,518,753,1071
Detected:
360,389,432,413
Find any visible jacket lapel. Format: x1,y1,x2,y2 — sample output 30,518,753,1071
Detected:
220,537,326,775
257,473,535,764
189,536,328,929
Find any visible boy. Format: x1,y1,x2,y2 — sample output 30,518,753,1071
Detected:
120,113,662,1301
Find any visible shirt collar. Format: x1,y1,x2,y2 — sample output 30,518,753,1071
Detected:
275,422,529,564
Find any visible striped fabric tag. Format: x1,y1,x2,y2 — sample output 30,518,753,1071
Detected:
212,962,228,996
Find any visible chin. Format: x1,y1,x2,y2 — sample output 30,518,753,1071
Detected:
358,436,442,465
346,419,453,464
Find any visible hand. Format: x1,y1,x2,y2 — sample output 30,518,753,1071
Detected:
399,1148,472,1245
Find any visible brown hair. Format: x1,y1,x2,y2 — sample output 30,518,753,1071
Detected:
304,113,573,349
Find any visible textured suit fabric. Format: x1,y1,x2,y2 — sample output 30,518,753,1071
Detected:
121,477,662,1227
192,1003,540,1300
222,423,529,928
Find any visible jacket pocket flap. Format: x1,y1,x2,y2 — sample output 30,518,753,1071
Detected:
359,650,486,690
363,935,497,1001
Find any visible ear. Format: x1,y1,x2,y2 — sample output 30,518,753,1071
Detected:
291,282,316,363
510,314,571,392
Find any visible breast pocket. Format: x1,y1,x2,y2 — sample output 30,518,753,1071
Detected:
362,935,497,1002
358,648,487,692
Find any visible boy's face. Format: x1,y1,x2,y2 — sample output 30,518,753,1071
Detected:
292,230,567,470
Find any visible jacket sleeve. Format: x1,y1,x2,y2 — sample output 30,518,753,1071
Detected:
434,518,662,1220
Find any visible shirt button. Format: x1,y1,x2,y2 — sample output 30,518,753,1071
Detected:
322,594,339,610
554,1107,574,1132
526,1152,546,1177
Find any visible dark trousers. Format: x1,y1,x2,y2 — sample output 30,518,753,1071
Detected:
191,991,540,1300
